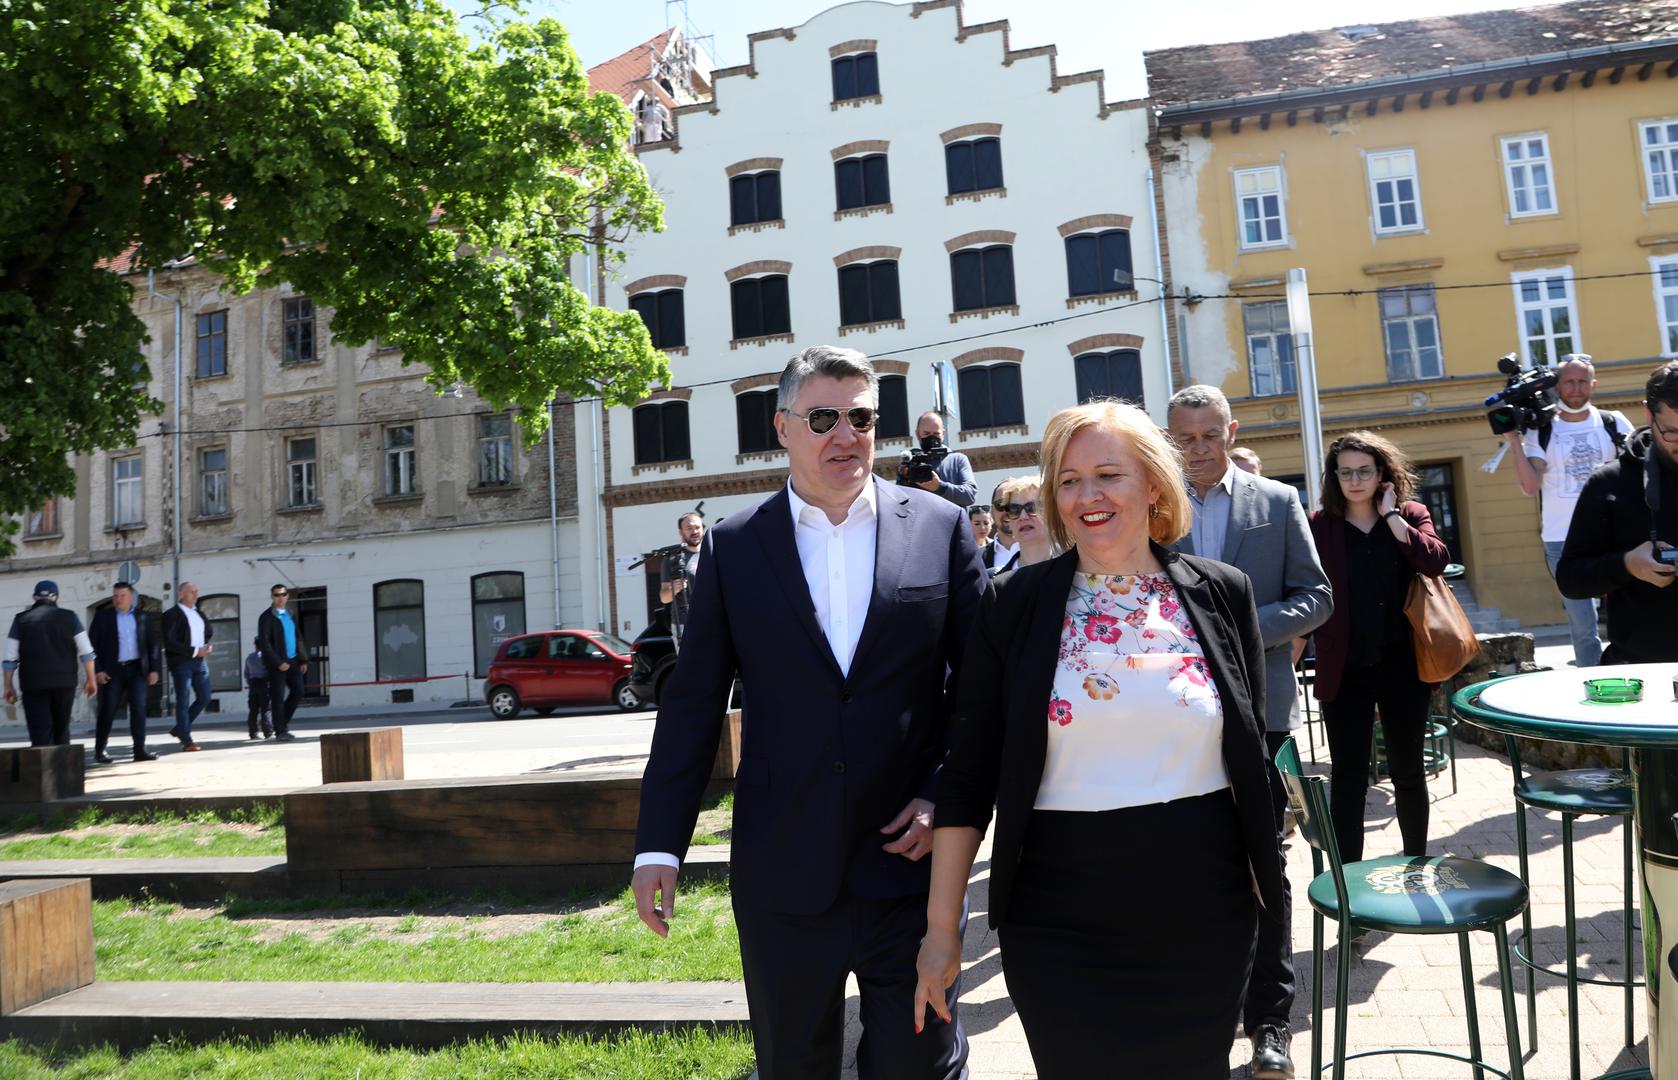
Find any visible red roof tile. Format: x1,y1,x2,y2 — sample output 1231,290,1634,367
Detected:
588,28,677,104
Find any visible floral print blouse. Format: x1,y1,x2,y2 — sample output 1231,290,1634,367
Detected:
1034,572,1232,812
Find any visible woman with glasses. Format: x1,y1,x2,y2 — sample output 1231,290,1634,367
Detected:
915,401,1282,1078
1307,431,1450,864
991,475,1055,573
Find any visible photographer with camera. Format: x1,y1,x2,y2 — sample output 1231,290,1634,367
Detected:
659,512,705,651
1555,361,1678,664
1501,355,1632,667
897,411,977,507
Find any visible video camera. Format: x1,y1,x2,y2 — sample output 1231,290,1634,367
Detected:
898,434,949,486
1483,353,1560,436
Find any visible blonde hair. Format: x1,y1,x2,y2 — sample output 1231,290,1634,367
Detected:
1037,400,1191,549
993,474,1039,510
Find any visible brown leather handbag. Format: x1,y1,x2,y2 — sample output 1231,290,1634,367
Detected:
1404,573,1481,683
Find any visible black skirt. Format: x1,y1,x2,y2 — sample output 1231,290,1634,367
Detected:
997,789,1257,1080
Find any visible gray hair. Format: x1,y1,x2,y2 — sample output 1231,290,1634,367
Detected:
1167,384,1232,424
776,346,879,411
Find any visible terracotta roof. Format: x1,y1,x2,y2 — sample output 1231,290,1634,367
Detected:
1145,0,1678,107
588,28,677,104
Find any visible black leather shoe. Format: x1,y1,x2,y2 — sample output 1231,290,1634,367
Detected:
93,750,113,765
132,750,157,762
1251,1023,1295,1080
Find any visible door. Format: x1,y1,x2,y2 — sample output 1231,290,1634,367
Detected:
1416,463,1465,564
292,587,330,702
547,633,600,704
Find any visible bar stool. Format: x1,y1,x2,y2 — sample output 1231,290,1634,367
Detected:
1276,736,1526,1080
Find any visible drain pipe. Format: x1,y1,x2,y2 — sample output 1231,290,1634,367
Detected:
583,246,610,632
547,397,562,629
1144,166,1175,401
146,269,183,595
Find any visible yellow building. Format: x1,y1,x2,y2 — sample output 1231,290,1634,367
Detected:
1147,1,1678,628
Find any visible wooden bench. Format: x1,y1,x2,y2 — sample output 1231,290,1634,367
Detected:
0,857,288,902
0,879,94,1016
0,746,85,804
320,729,404,784
712,709,743,779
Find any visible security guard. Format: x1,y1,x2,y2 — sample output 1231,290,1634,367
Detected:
3,581,97,746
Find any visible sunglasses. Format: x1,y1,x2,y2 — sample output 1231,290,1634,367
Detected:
782,406,877,435
271,591,288,597
1000,502,1040,519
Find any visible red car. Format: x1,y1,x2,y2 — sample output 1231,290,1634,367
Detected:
484,630,643,718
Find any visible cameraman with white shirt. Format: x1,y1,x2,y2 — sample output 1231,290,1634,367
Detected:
1504,354,1632,666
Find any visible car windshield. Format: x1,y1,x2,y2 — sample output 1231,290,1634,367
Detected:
596,633,633,655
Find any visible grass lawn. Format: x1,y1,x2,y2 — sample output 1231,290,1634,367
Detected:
0,1030,755,1079
0,806,285,860
95,881,743,983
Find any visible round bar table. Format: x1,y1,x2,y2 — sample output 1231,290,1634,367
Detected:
1456,664,1678,1080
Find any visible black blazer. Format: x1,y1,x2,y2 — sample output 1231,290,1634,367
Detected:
160,605,214,670
635,477,987,915
257,606,307,667
89,607,161,678
936,544,1285,928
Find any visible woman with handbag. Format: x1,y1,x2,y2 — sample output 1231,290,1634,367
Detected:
1308,431,1450,863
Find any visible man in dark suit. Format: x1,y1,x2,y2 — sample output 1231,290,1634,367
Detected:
256,583,307,742
1169,384,1332,1080
89,582,162,763
633,346,985,1080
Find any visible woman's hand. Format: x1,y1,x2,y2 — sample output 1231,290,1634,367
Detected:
1376,482,1398,516
913,925,962,1032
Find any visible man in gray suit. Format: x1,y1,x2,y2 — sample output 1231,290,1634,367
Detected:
1168,384,1332,1080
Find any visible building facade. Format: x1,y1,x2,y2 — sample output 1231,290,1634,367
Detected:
1148,1,1678,627
591,0,1169,638
3,261,586,712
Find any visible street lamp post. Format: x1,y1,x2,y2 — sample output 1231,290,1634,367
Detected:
1285,268,1326,511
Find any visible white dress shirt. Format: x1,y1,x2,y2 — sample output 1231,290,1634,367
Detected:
179,604,206,650
635,479,881,872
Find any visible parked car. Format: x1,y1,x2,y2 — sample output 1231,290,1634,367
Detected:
484,630,642,719
627,612,677,708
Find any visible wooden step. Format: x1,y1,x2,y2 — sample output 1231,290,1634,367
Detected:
0,857,288,901
0,979,750,1050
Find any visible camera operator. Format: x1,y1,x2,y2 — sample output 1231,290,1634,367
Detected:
659,512,704,648
896,411,976,507
1504,355,1632,667
1555,361,1678,664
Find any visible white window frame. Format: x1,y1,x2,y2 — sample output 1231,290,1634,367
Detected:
111,455,143,527
1242,301,1296,397
1366,148,1424,235
1378,285,1445,382
1233,166,1288,250
477,412,514,486
384,424,417,496
1500,133,1557,218
286,436,318,508
1509,267,1582,369
199,446,229,517
1653,255,1678,358
1640,118,1678,204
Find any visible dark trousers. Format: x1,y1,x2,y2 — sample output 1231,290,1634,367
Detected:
21,687,75,746
171,659,211,743
266,662,304,734
96,663,150,753
247,678,271,736
1244,729,1297,1036
733,890,968,1080
1322,646,1434,864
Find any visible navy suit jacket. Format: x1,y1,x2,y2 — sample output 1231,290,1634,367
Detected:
635,476,986,915
89,607,161,678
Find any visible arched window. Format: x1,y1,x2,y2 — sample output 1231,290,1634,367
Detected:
945,138,1003,196
949,246,1015,312
1065,230,1134,297
876,374,910,440
629,289,685,350
632,400,691,465
831,52,879,101
958,364,1024,430
472,572,526,677
736,389,780,454
374,579,426,681
730,275,791,340
1073,349,1143,406
838,261,901,326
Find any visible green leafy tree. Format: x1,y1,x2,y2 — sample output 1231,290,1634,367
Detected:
0,0,667,555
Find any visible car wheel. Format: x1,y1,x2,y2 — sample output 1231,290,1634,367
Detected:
488,686,521,719
614,679,642,712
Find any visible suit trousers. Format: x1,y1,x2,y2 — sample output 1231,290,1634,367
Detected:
1243,729,1297,1035
21,688,75,747
266,663,304,734
733,889,968,1080
97,663,150,753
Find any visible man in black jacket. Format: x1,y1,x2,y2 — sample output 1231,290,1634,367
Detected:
160,581,214,751
89,582,161,763
3,581,97,746
256,583,307,741
1556,360,1678,663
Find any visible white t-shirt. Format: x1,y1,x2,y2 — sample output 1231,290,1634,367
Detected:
1521,406,1632,542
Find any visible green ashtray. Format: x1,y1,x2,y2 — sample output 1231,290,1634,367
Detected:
1584,677,1643,704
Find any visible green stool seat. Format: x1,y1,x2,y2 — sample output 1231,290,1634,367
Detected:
1512,767,1634,815
1306,855,1528,935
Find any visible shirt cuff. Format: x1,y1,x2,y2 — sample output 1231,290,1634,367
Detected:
633,852,680,870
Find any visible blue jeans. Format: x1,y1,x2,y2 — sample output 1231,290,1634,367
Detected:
1544,539,1602,667
171,658,211,742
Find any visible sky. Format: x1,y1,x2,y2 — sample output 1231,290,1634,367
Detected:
474,0,1548,100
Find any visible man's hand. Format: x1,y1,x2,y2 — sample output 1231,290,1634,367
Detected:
147,673,159,686
3,687,16,706
1502,430,1524,446
1290,638,1307,665
96,672,111,686
82,677,97,698
880,797,935,860
912,924,962,1032
670,577,686,595
915,477,941,493
632,864,679,938
278,662,290,672
300,662,308,674
1624,541,1678,588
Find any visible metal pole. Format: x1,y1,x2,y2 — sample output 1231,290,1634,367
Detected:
547,398,561,630
1285,268,1326,511
1145,166,1176,403
146,270,184,595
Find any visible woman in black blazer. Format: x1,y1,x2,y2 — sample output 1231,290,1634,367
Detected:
914,401,1283,1079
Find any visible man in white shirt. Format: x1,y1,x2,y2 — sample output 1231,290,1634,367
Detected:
160,581,214,751
632,346,985,1079
1505,355,1633,666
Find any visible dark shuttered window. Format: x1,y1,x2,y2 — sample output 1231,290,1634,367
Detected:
1073,350,1144,406
958,364,1024,430
838,262,901,326
730,275,792,340
945,138,1003,196
831,52,880,101
835,155,890,211
632,402,691,465
950,246,1016,311
729,171,782,226
1065,230,1134,297
629,289,685,349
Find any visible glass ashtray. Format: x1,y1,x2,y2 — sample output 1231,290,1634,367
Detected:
1584,677,1643,704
